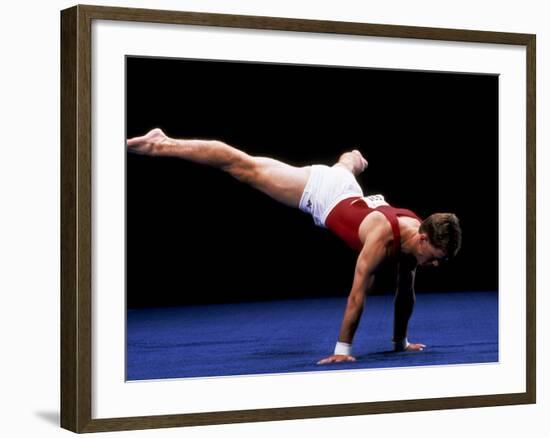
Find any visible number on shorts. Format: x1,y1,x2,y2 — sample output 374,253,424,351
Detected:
364,194,389,209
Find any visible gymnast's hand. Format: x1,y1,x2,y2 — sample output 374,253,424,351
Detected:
405,343,426,351
316,354,357,365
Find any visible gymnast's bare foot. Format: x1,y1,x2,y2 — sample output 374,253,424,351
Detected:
127,128,168,155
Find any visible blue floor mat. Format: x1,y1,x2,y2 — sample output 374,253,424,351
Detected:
127,291,498,380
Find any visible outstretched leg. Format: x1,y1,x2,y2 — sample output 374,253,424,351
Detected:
127,128,310,208
334,150,368,176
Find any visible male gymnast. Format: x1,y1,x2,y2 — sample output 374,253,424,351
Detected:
127,128,462,365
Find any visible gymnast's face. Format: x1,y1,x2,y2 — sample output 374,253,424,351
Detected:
416,235,447,267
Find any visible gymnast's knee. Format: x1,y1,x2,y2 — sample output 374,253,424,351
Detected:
337,151,365,174
223,155,259,184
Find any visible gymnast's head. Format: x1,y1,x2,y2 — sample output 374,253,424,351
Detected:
415,213,462,267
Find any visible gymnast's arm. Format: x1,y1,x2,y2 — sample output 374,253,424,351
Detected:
317,234,386,365
393,263,426,352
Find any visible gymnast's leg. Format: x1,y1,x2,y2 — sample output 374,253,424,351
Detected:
127,128,311,208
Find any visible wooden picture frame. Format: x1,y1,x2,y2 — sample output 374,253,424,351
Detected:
61,4,536,433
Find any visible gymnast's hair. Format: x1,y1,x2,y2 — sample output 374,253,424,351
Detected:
419,213,462,259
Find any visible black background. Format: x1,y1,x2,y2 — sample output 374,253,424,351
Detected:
126,56,498,308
